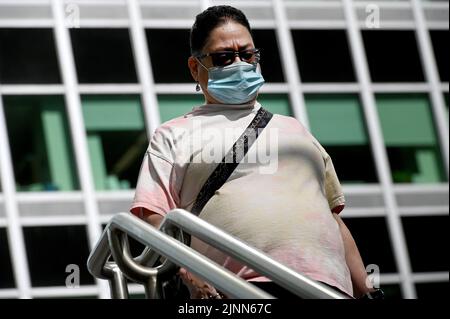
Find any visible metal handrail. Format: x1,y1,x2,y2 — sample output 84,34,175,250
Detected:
88,209,350,299
88,212,273,299
160,209,349,299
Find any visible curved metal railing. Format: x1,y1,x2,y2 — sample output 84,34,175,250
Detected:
87,209,349,299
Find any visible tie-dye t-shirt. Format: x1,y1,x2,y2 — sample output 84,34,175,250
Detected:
130,101,353,296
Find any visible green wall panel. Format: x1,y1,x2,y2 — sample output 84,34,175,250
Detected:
158,94,204,123
82,95,144,131
41,103,77,191
376,94,436,146
257,94,292,116
305,94,368,145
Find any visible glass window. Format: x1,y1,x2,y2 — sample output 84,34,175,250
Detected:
402,216,448,272
376,94,446,183
416,282,448,299
430,30,448,82
0,28,61,84
146,29,192,83
23,225,94,287
0,228,15,288
342,217,397,273
82,95,148,191
258,94,292,116
157,94,205,123
70,29,137,83
363,31,424,82
292,30,356,82
252,29,285,83
3,96,79,191
305,94,378,183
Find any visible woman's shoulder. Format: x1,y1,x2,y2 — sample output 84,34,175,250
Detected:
269,112,329,157
152,114,193,139
270,113,310,135
147,115,191,160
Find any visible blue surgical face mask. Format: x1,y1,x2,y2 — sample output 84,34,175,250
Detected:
198,60,265,105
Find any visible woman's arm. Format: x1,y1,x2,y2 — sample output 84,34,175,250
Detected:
332,213,373,298
140,208,164,228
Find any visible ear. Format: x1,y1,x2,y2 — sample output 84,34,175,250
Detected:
188,56,199,82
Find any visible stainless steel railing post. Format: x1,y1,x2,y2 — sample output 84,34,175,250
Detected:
104,263,129,299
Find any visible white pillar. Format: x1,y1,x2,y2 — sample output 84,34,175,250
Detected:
127,0,161,138
51,0,109,298
272,0,310,128
342,0,416,298
411,0,449,177
0,91,32,299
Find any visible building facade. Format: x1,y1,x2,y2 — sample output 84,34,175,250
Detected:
0,0,448,299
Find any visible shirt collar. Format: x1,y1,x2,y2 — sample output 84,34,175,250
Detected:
188,100,261,116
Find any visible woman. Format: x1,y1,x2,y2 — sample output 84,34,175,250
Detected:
131,5,377,299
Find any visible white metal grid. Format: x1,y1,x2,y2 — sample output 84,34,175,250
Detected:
0,0,447,299
0,77,32,299
343,0,416,299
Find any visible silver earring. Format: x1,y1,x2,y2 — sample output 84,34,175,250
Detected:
195,83,201,92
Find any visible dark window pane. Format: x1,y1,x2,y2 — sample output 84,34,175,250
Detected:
305,94,378,183
0,228,15,288
128,236,146,258
416,282,449,299
380,284,402,299
0,28,61,84
23,226,95,287
146,29,192,83
252,29,285,82
402,216,449,272
386,146,445,183
325,146,378,183
363,31,424,82
82,95,148,190
292,30,355,82
430,30,449,82
342,217,397,273
70,29,137,83
3,96,79,191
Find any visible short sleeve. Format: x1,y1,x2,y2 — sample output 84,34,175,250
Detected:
323,153,346,214
309,134,346,214
130,149,180,218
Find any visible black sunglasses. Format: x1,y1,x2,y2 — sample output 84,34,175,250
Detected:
196,48,261,67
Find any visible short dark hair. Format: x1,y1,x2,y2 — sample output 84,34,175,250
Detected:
190,5,252,56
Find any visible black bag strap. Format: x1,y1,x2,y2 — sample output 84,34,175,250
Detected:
191,106,273,216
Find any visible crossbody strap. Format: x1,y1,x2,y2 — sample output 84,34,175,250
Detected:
191,106,273,216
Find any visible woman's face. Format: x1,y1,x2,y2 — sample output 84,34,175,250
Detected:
188,21,255,104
